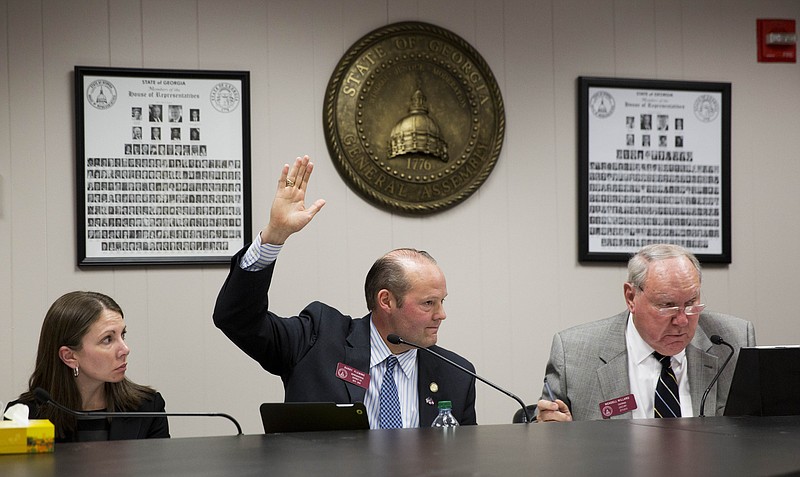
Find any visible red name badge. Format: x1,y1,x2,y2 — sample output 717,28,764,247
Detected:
599,394,638,419
336,362,370,389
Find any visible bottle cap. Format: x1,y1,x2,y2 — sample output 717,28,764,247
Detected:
437,400,452,409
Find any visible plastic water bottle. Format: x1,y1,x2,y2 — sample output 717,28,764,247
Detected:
431,400,459,428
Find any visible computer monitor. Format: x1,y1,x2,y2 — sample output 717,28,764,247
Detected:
724,346,800,416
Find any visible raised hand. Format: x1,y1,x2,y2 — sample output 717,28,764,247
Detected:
260,155,326,245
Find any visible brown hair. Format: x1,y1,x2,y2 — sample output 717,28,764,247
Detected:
364,248,437,310
18,291,155,438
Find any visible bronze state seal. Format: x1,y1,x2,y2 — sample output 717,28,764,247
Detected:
324,21,505,215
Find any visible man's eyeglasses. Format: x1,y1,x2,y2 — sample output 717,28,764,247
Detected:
635,286,705,317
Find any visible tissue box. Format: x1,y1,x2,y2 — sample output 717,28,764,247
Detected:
0,419,55,454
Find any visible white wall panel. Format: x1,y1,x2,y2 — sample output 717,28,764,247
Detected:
0,0,13,394
7,0,50,398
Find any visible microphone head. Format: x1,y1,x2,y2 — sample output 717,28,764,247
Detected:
710,335,724,345
387,334,402,345
33,387,52,404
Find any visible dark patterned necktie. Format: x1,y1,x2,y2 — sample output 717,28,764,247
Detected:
379,356,403,428
653,352,681,418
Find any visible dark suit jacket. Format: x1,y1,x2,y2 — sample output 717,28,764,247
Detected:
542,310,756,420
213,247,477,426
6,392,169,442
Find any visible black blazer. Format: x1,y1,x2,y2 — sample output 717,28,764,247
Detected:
6,392,170,442
213,247,477,426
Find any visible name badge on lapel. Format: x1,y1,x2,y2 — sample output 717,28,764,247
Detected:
336,362,370,389
599,394,638,419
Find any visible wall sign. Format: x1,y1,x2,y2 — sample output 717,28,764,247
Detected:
76,66,251,266
578,76,731,263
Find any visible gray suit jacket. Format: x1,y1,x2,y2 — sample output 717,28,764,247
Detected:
541,310,756,420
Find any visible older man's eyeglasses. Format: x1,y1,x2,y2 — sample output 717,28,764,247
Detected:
635,286,705,317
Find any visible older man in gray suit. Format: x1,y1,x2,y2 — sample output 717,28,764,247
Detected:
537,244,756,422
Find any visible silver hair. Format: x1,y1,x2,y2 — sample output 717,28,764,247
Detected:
627,243,702,289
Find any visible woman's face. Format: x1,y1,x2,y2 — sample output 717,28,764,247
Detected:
72,310,130,387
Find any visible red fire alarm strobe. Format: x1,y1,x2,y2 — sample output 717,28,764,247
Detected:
757,19,796,63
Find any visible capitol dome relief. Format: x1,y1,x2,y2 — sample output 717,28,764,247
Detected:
388,88,448,162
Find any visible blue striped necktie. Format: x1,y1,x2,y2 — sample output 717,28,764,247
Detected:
379,356,403,429
653,352,681,418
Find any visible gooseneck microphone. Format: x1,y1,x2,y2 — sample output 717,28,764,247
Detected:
34,387,243,435
698,335,735,418
387,334,532,423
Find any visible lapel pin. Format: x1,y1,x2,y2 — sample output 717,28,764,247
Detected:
426,397,435,406
429,382,439,393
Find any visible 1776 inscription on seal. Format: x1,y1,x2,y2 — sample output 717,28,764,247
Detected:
324,22,505,215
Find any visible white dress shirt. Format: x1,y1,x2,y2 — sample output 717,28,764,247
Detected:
626,313,693,418
364,320,419,429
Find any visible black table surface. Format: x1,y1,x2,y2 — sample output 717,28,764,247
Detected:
3,416,800,476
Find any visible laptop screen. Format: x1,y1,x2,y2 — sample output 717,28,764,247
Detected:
724,346,800,417
260,402,370,433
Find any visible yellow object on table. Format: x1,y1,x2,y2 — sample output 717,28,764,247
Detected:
0,419,55,454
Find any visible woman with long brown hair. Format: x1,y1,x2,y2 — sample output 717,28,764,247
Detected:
7,291,169,442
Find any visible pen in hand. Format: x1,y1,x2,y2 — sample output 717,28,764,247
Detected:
544,377,556,402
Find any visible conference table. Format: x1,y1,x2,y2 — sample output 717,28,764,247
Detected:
2,416,800,476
